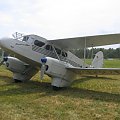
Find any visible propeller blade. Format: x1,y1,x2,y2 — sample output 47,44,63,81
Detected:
0,60,4,66
40,57,47,80
0,56,8,66
0,50,5,66
40,64,46,80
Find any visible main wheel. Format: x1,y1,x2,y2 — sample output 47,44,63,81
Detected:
52,86,62,91
14,79,22,83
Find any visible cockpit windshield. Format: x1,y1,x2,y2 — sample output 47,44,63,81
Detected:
22,36,29,42
12,32,29,42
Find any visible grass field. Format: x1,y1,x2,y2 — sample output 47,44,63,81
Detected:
0,59,120,120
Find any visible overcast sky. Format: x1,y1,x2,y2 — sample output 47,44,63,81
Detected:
0,0,120,48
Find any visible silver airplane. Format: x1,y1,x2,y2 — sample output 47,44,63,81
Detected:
0,32,120,90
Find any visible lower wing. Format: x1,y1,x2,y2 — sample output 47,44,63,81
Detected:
67,67,120,75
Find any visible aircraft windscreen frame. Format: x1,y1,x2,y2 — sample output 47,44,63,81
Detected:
12,32,26,41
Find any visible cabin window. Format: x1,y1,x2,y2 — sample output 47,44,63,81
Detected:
62,51,68,57
34,40,45,47
55,47,61,55
45,45,53,51
22,36,29,42
65,52,68,57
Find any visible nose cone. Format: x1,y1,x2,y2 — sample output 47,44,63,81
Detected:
0,38,8,48
0,38,4,47
0,37,16,56
41,57,47,63
0,37,13,49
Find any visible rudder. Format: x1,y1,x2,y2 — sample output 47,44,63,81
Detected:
91,51,103,68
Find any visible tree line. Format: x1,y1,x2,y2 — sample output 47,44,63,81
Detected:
71,48,120,59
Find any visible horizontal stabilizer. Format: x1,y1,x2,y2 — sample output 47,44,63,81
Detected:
67,67,120,75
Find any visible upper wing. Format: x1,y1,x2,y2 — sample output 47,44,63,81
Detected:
67,67,120,75
48,33,120,50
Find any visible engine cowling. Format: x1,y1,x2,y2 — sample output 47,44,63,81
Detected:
43,57,67,78
4,57,26,73
4,56,38,82
41,57,75,88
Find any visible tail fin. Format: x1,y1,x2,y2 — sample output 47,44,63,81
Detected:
91,51,103,68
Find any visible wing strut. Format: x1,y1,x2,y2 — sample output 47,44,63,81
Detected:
83,37,87,67
52,44,60,60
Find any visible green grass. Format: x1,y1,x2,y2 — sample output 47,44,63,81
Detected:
0,59,120,120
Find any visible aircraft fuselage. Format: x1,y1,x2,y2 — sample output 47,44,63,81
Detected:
0,34,87,69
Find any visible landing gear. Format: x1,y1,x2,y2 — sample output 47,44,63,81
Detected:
52,86,62,91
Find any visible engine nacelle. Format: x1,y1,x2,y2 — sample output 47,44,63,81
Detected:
45,57,67,78
4,57,38,82
4,57,26,73
42,57,75,87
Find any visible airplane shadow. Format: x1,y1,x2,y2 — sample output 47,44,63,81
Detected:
0,75,12,80
78,75,117,80
0,75,13,86
73,75,118,84
0,76,120,103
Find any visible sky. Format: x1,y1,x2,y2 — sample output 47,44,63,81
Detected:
0,0,120,48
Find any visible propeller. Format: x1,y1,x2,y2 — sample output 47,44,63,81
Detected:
0,57,8,66
0,60,4,66
0,50,8,66
40,58,47,80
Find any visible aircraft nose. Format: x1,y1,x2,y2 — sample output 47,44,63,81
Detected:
0,37,13,49
0,38,6,48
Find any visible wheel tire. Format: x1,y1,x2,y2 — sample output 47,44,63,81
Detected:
14,79,22,83
52,86,62,91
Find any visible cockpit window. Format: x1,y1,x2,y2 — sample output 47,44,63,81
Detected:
62,51,68,57
45,45,53,51
55,47,61,55
34,40,45,47
22,36,29,42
